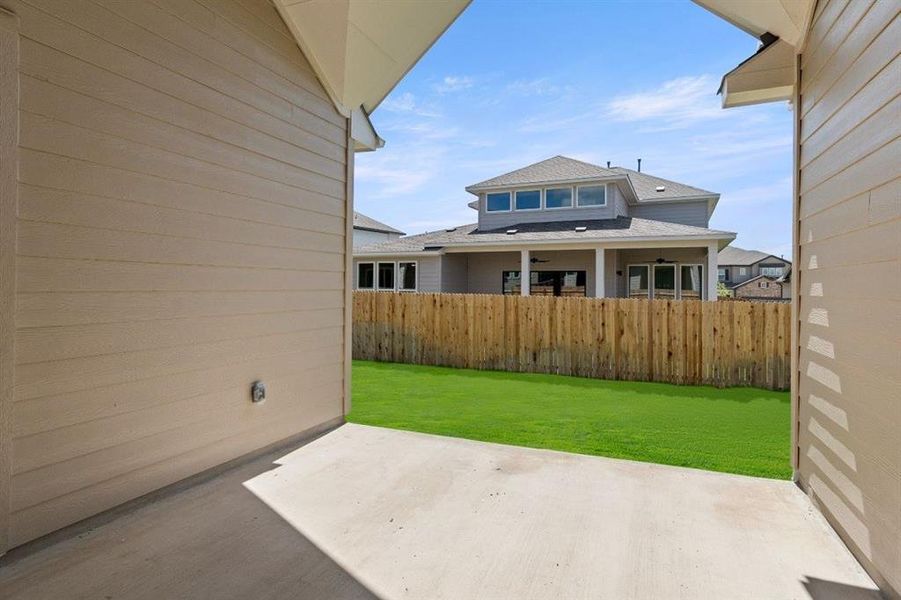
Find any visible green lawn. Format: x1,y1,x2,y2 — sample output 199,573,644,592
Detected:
348,361,792,479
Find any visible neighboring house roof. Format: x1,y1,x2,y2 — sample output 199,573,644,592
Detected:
730,274,781,290
355,217,735,255
718,245,790,266
607,167,716,201
353,211,405,235
776,265,792,283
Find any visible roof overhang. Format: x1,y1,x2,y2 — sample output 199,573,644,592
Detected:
718,38,795,108
439,233,736,253
692,0,814,46
273,0,470,119
694,0,815,108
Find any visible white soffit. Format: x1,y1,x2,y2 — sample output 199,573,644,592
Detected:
721,39,795,108
692,0,813,46
274,0,470,117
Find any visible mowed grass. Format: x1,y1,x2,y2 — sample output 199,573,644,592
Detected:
348,361,792,479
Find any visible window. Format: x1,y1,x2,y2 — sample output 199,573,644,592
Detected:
628,265,650,298
545,187,573,209
377,262,395,290
514,189,541,210
738,267,749,276
398,262,417,291
577,185,606,207
760,281,769,288
502,271,521,295
652,264,676,300
718,267,730,282
680,265,703,299
760,265,784,277
357,262,374,289
486,192,511,212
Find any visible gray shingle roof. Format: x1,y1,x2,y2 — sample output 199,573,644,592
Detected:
718,245,783,266
466,156,618,192
355,217,735,255
353,211,405,235
608,167,716,200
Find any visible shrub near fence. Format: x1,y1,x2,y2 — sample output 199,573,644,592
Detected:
352,291,792,391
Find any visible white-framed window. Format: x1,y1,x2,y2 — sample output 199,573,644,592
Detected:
738,267,749,276
486,191,511,212
680,264,704,300
377,261,395,290
397,261,417,291
760,281,769,288
760,265,784,277
576,184,606,207
545,187,573,209
514,189,541,211
627,265,650,298
357,262,374,290
718,267,730,282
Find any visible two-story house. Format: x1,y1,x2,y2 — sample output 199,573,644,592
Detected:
354,156,735,299
718,246,792,299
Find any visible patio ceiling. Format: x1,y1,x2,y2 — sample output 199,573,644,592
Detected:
1,424,878,599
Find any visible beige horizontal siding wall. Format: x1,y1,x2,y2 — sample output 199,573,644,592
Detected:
7,0,348,548
796,0,899,594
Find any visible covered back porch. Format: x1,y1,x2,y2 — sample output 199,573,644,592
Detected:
442,241,719,300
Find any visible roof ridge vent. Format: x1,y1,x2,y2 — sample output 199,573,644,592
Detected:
655,185,666,192
574,226,588,232
506,228,518,235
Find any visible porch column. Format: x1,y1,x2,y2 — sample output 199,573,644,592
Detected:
707,242,718,301
520,249,530,296
594,248,605,298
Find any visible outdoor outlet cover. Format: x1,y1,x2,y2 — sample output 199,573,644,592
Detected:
251,381,266,403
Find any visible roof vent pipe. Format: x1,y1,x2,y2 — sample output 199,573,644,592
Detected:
606,161,611,168
637,158,642,172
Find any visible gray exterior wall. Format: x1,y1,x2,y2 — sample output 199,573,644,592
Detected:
629,200,710,228
441,253,469,293
615,248,708,299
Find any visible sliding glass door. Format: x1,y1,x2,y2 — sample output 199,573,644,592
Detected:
628,265,650,298
652,265,676,299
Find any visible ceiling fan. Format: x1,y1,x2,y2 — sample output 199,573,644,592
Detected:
654,257,677,264
530,257,550,264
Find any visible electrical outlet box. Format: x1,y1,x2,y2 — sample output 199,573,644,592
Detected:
251,381,266,403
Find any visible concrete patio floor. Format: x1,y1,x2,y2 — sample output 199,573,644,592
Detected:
0,423,879,599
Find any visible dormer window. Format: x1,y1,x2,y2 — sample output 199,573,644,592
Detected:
545,187,573,209
486,191,511,212
576,184,606,207
514,189,541,210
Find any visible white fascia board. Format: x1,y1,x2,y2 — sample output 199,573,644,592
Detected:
353,251,445,258
351,106,385,152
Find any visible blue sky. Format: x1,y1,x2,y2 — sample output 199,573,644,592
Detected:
355,0,794,258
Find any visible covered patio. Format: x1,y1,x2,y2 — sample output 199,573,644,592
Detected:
0,423,878,599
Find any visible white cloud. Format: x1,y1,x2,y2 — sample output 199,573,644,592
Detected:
506,78,562,96
381,91,418,112
435,75,474,93
605,75,726,130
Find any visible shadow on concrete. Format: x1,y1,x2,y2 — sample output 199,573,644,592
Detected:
0,432,378,600
801,576,883,600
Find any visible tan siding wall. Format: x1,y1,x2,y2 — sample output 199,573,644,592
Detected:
7,0,348,548
796,0,900,595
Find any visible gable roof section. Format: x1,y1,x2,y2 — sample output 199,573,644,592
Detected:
465,156,619,193
353,211,405,234
608,167,717,201
718,245,789,266
355,217,735,255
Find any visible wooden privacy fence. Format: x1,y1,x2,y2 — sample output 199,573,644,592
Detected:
352,292,792,390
